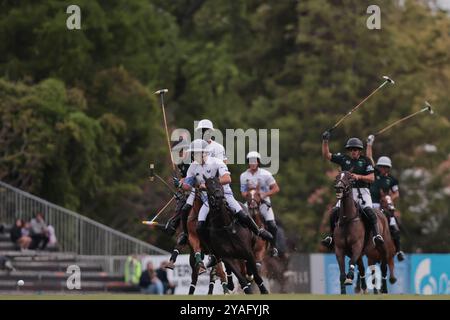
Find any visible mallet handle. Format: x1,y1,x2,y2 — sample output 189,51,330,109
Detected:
375,106,430,136
330,81,388,132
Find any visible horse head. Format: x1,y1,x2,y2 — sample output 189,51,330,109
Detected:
246,182,262,210
334,171,354,200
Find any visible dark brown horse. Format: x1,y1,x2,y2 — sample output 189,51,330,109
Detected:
165,193,230,294
333,171,368,294
203,174,269,294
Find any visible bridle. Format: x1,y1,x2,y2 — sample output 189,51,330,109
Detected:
335,172,353,200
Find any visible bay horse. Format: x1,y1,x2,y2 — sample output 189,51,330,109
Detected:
380,190,403,261
333,171,368,294
355,191,399,294
165,192,230,294
202,173,269,294
363,193,397,294
334,172,396,294
245,185,268,270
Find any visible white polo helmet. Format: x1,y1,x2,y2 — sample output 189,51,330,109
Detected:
187,139,208,152
246,151,261,159
195,119,215,131
376,156,392,168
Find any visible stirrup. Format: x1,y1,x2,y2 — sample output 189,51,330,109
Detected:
396,251,405,262
321,236,333,248
270,247,279,257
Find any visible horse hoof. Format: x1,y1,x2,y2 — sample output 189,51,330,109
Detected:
344,278,353,285
165,261,175,270
362,289,368,294
389,277,397,284
244,287,253,294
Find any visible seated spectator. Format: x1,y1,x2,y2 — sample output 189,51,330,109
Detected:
46,225,58,249
10,219,32,251
156,261,176,294
139,262,163,295
29,212,49,250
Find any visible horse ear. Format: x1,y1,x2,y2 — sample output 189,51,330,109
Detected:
215,170,219,178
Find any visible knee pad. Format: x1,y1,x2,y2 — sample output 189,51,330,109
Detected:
267,220,277,233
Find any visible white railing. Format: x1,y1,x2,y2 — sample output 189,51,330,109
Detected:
0,181,169,256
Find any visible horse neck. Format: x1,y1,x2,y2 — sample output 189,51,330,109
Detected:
209,198,232,226
250,206,263,226
339,192,357,219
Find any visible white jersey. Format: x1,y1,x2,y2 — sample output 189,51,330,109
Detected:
205,140,227,161
240,168,276,200
185,156,232,194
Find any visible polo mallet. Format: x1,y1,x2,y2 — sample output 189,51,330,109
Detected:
142,195,176,226
149,163,178,195
375,101,433,136
329,76,395,132
155,89,177,172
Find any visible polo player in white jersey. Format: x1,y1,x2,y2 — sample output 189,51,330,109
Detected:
240,151,280,257
179,140,273,245
196,119,227,162
173,119,228,245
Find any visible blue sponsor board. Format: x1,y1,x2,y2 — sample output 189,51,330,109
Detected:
410,254,450,295
324,254,410,294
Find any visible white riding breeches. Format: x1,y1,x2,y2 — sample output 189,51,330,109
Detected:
198,192,243,222
336,188,372,209
260,202,275,221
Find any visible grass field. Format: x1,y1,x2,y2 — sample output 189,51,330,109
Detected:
0,294,448,300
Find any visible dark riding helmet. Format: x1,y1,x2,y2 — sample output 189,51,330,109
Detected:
345,137,364,149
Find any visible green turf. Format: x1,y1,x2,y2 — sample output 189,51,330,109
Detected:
0,294,448,300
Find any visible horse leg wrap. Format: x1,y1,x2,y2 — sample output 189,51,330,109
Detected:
169,249,179,263
194,252,202,265
189,284,196,295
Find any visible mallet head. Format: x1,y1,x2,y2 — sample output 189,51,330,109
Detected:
382,76,395,84
149,163,155,181
424,101,433,114
154,89,169,95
